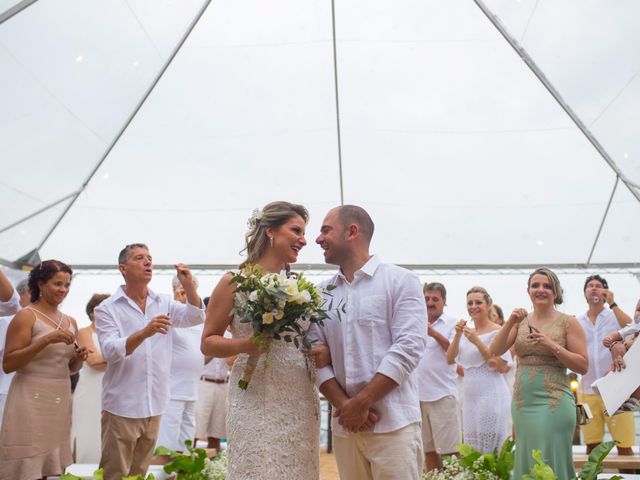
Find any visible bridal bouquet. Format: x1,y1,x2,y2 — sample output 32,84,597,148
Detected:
230,265,339,390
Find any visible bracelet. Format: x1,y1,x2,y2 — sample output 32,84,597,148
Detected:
609,302,618,309
554,344,561,356
609,340,623,351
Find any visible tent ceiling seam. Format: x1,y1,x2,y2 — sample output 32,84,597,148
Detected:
124,0,164,62
588,70,639,128
473,0,640,206
26,0,214,261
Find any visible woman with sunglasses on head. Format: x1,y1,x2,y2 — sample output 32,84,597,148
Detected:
491,267,588,480
0,260,88,480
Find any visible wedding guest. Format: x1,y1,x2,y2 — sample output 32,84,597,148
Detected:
0,269,20,316
491,268,588,480
446,287,511,454
577,275,634,457
490,304,505,326
156,275,204,452
311,205,427,480
95,244,204,479
0,279,30,424
195,338,231,451
414,282,460,471
0,260,88,480
72,293,110,463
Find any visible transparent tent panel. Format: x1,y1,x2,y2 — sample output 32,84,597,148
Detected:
0,196,73,262
589,184,640,264
0,0,209,242
1,0,638,268
482,0,640,188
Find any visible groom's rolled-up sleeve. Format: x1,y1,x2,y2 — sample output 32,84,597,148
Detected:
308,321,336,386
376,272,427,385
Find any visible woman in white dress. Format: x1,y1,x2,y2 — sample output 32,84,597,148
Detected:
71,293,110,463
201,201,321,480
446,286,512,454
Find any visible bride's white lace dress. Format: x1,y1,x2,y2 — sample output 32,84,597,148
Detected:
226,313,320,479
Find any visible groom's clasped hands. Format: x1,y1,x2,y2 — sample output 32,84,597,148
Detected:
333,396,380,433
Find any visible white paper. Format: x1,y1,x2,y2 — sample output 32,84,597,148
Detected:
591,339,640,415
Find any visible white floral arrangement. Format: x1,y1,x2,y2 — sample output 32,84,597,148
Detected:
230,264,341,390
202,451,228,480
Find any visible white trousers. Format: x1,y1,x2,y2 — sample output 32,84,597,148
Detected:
333,422,423,480
156,399,196,451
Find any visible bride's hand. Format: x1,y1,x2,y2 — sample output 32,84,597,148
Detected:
305,344,331,368
243,336,271,356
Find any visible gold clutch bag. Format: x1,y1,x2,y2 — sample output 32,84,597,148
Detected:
576,403,593,425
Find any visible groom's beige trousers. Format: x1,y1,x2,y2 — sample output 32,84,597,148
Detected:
333,422,423,480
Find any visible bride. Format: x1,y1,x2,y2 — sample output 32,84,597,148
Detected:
201,201,321,480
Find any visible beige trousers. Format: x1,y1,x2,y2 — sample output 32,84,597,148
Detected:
99,411,161,480
333,422,423,480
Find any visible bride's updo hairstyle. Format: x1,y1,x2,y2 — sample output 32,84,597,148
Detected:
240,201,309,268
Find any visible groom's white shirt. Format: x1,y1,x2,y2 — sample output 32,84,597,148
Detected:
310,255,427,436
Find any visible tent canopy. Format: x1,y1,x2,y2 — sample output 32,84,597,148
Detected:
1,0,639,271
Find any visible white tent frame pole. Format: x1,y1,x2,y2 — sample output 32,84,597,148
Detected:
587,175,618,264
473,0,640,204
0,0,38,25
29,0,213,258
330,0,345,205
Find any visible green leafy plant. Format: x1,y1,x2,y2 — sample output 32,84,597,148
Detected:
523,450,557,480
577,441,622,480
60,469,154,480
154,439,208,480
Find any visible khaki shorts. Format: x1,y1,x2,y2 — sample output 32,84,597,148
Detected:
420,396,461,454
579,393,636,448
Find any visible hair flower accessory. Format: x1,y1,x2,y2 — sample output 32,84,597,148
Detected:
247,208,264,229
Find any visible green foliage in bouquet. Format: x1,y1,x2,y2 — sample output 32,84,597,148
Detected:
230,265,342,350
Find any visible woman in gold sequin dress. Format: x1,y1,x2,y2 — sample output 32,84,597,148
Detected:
491,268,588,480
0,260,87,480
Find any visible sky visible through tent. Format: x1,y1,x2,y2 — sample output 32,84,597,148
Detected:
0,0,638,306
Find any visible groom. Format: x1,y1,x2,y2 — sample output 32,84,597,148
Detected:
310,205,427,479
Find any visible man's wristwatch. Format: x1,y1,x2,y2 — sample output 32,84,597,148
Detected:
609,302,618,309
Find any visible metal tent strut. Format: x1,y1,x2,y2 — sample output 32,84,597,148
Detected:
0,0,38,25
330,0,345,205
472,0,640,205
28,0,213,260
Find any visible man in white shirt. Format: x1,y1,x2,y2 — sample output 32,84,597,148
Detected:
414,282,460,472
311,205,427,480
0,269,20,317
95,244,204,480
0,279,30,425
577,274,635,457
156,276,205,452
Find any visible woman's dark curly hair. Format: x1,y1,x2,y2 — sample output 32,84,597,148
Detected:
28,260,73,303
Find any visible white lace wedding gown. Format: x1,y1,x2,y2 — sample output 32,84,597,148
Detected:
226,313,320,479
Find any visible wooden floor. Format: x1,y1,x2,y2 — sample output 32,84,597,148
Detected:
320,446,340,480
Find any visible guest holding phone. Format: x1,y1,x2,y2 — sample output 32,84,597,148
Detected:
491,268,587,480
0,260,88,480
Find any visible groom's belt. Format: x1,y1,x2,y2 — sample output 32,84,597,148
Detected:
200,376,228,384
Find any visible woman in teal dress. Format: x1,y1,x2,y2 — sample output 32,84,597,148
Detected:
491,268,588,480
